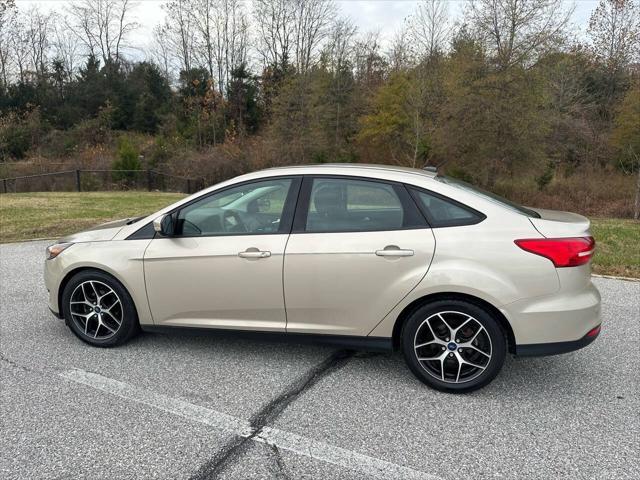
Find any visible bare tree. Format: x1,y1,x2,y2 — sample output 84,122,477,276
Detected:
293,0,335,73
150,24,176,82
588,0,640,72
0,0,17,88
66,0,139,64
162,0,197,74
52,14,81,82
9,12,30,82
253,0,296,70
354,30,386,90
192,0,248,94
466,0,573,70
254,0,334,73
322,18,357,147
324,18,357,73
25,5,52,77
388,24,415,72
409,0,451,59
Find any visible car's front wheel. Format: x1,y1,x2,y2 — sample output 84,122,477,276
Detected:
61,269,139,347
401,299,506,393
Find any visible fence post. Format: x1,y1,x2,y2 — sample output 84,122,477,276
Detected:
147,169,152,191
2,178,6,194
186,178,191,194
75,170,81,192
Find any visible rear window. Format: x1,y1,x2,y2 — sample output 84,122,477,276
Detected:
434,176,541,218
410,189,484,227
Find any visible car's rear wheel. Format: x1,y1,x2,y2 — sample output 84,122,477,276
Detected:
61,270,139,347
401,299,506,393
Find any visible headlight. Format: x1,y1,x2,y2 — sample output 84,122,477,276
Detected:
46,242,74,260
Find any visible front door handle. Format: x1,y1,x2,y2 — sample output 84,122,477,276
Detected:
238,248,271,259
375,245,414,257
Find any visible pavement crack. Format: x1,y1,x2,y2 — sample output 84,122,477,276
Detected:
269,443,291,480
0,352,45,374
189,349,354,480
249,349,354,428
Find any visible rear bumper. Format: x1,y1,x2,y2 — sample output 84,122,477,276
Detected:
515,324,601,356
503,280,601,352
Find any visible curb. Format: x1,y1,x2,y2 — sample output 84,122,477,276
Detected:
592,274,640,283
0,237,56,245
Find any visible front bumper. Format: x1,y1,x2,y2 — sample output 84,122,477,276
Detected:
515,324,601,356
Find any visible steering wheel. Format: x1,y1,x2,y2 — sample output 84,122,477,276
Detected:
223,209,247,233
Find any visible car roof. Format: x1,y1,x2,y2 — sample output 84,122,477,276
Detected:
260,163,438,179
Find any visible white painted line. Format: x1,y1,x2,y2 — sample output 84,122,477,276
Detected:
60,369,439,480
255,427,439,480
59,369,253,436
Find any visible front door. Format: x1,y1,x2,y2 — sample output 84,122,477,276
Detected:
284,176,436,336
144,177,300,331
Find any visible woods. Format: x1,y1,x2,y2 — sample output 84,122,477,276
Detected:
0,0,639,218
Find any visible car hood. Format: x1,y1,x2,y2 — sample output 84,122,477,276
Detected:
59,217,141,243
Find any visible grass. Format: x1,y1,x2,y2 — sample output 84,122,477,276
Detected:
0,191,185,243
1,192,638,278
590,218,640,278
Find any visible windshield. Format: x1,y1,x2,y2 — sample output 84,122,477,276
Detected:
435,176,541,218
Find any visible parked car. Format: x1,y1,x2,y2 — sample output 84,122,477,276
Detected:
44,164,601,392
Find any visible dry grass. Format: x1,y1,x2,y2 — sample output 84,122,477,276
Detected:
495,171,636,218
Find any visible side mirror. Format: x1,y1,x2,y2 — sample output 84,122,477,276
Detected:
153,214,174,236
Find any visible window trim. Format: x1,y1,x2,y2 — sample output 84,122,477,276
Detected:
292,175,428,234
407,185,486,228
126,175,303,240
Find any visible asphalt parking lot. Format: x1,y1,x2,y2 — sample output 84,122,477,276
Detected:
1,240,639,479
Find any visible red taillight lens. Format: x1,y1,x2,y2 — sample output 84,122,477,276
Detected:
586,325,601,338
514,236,595,268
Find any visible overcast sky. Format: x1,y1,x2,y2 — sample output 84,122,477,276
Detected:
20,0,600,58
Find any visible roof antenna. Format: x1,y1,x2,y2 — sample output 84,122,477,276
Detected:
422,165,438,173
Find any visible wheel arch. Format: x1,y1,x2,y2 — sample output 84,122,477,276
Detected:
58,266,140,322
391,292,516,354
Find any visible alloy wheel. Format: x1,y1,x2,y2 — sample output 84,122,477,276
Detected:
413,310,492,384
69,280,123,340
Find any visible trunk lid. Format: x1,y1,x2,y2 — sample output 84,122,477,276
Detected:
527,208,591,238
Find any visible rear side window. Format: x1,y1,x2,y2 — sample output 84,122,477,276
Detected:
410,188,485,227
303,178,425,233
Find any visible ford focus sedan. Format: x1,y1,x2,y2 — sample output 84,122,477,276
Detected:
44,164,601,392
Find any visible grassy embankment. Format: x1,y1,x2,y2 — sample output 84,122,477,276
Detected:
0,191,638,278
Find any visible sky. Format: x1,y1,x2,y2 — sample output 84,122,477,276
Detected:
20,0,601,58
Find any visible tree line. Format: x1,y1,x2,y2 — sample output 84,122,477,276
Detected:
0,0,638,205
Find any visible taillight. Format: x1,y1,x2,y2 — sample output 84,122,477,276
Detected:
514,236,595,268
586,325,601,338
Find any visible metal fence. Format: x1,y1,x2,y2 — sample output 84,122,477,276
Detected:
0,169,206,194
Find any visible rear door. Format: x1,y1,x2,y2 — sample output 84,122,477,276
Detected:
283,176,436,336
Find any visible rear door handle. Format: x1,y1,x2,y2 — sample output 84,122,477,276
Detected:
238,248,271,259
375,246,414,257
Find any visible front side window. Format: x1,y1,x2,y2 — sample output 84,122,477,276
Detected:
176,179,293,236
304,178,421,233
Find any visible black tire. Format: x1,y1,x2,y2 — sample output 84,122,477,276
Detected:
401,299,506,393
61,269,139,347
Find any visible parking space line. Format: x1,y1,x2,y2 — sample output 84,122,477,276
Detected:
60,369,439,480
59,369,253,436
